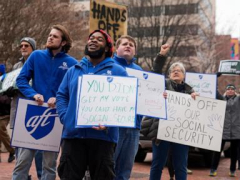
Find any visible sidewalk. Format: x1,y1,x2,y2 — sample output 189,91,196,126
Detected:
0,152,239,180
0,152,60,180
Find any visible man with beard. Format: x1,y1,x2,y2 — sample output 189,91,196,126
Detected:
12,24,78,180
56,29,127,180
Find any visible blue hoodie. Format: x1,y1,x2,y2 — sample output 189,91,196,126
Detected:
0,64,6,82
113,54,143,129
16,49,78,100
56,57,128,143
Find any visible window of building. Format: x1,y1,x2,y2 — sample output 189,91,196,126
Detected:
165,3,198,15
128,3,198,18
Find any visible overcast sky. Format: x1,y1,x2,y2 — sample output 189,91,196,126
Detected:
216,0,240,38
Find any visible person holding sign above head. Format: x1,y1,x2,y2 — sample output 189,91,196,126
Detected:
112,35,142,180
56,30,127,180
141,61,198,180
209,84,240,177
13,25,78,180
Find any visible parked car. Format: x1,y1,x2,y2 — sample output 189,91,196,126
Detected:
135,133,230,167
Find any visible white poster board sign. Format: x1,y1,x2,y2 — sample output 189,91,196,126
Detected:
157,91,226,152
11,98,63,152
0,68,22,93
76,75,138,127
185,72,217,99
126,68,166,119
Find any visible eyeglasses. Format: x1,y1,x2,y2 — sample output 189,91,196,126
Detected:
171,69,182,73
19,44,30,48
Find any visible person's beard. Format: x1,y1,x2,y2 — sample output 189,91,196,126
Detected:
84,45,105,59
46,42,62,51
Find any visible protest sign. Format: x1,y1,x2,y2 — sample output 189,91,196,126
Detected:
185,72,217,99
126,68,166,119
11,98,63,152
157,90,226,152
218,60,240,75
0,68,22,93
76,75,138,127
89,0,127,42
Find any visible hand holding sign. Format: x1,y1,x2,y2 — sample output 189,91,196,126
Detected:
92,124,107,131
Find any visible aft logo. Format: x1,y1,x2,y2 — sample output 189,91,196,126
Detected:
25,105,58,140
106,70,112,75
59,62,68,70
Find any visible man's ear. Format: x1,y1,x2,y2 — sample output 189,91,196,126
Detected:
105,46,109,52
61,40,67,47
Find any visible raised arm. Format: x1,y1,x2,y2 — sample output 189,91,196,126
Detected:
153,44,170,74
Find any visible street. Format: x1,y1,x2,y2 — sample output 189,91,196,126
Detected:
0,152,239,180
132,153,239,180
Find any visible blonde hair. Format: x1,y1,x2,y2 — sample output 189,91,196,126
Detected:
115,35,136,49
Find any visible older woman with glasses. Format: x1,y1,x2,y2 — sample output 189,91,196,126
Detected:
141,61,198,180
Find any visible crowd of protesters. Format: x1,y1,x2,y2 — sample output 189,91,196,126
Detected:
0,24,240,180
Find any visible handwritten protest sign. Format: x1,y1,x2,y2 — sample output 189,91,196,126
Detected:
185,72,217,99
126,68,166,119
11,99,63,152
157,91,226,152
0,68,22,93
89,0,127,42
76,75,138,127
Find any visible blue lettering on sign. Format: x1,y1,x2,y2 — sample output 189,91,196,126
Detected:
25,105,58,140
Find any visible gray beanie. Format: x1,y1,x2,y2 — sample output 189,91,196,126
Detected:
20,37,36,50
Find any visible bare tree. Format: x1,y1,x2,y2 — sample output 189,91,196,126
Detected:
0,0,88,71
116,0,219,75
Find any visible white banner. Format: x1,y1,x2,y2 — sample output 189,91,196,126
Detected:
76,75,138,127
11,98,63,152
185,72,217,99
0,68,22,93
157,91,226,152
126,68,166,119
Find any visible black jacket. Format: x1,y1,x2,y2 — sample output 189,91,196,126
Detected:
0,94,11,116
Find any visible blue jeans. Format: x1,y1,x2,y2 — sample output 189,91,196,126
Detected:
12,148,58,180
35,151,43,179
15,148,43,179
114,128,139,180
150,140,189,180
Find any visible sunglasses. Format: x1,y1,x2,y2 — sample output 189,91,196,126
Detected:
19,44,30,48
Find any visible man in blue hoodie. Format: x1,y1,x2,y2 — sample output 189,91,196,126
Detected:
56,30,127,180
13,24,78,180
113,35,143,180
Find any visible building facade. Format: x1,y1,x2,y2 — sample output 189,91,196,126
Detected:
115,0,216,73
